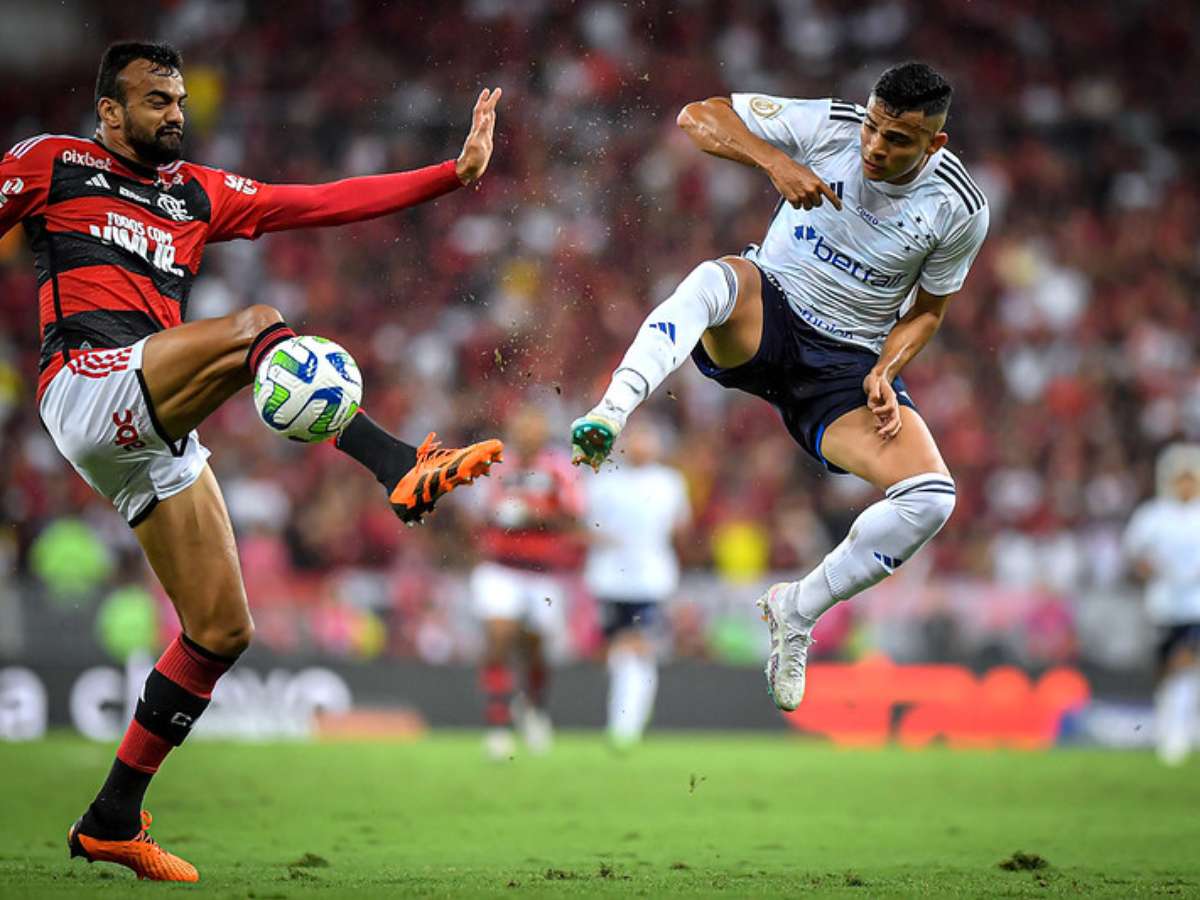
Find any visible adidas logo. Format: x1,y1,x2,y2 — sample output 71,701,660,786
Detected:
649,321,676,343
85,173,111,190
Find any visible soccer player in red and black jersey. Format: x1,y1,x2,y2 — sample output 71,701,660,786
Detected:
0,41,504,881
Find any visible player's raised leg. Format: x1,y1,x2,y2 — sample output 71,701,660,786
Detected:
571,256,761,468
759,406,954,710
140,305,501,522
69,466,248,882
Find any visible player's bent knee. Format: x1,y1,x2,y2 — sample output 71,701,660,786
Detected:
888,473,956,539
189,620,254,659
232,304,284,348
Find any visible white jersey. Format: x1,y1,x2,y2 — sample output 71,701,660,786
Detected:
1123,498,1200,625
732,94,990,353
584,463,690,602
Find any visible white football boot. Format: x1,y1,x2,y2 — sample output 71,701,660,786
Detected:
756,582,816,711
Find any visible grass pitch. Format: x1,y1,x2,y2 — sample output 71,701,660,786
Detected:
1,733,1197,897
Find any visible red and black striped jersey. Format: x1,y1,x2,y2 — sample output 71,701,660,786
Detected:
477,448,586,571
0,134,462,400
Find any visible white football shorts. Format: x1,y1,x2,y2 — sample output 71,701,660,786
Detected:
39,338,210,526
470,561,567,635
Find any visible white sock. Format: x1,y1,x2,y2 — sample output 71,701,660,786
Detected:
607,647,658,742
593,260,738,427
1156,669,1199,764
790,473,957,622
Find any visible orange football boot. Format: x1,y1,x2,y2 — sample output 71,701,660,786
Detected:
68,810,199,882
390,432,503,524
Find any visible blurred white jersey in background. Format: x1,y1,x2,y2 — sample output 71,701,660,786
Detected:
584,463,690,603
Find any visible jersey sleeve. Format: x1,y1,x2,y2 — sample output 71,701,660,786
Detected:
730,94,829,164
201,161,462,243
0,137,53,238
919,200,990,296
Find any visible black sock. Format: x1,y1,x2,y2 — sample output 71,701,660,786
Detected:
335,411,417,488
78,760,152,840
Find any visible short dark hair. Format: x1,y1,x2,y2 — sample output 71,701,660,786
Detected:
95,41,183,110
872,62,952,118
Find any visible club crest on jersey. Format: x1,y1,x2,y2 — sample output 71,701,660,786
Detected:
156,192,192,222
749,96,783,119
793,223,905,288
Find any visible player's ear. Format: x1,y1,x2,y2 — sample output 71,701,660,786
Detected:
927,131,949,157
97,96,123,131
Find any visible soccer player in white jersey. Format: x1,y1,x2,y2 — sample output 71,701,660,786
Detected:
570,62,989,711
1124,444,1200,766
583,420,690,748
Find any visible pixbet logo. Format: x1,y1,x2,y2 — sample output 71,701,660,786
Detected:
61,148,113,171
1,177,23,195
112,409,147,452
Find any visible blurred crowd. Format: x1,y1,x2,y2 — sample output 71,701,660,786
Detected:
1,0,1197,670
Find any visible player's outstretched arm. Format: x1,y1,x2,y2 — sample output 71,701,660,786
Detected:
677,97,841,211
863,287,951,441
209,88,503,240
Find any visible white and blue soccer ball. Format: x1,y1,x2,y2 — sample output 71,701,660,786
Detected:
252,335,362,442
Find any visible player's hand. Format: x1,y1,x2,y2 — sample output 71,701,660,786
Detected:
864,368,901,441
456,87,502,185
764,156,842,211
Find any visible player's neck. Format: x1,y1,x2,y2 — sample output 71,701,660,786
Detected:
93,129,159,177
886,152,932,186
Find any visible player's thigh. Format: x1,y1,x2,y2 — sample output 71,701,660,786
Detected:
133,464,253,656
699,256,764,370
140,304,283,439
821,405,950,492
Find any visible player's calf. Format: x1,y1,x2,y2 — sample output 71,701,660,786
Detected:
761,473,955,710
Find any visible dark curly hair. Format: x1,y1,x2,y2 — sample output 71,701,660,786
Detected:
95,41,183,111
872,62,952,118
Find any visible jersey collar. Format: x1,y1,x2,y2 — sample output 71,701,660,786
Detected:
91,138,164,182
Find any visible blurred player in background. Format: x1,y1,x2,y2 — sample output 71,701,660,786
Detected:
571,62,988,712
472,405,584,759
0,41,502,880
584,420,690,749
1124,444,1200,766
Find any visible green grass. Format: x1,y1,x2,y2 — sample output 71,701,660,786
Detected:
1,733,1197,897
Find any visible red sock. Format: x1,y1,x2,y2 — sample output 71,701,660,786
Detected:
246,322,297,376
481,663,515,728
85,635,238,838
116,635,236,774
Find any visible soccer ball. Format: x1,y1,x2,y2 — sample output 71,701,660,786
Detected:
252,335,362,442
